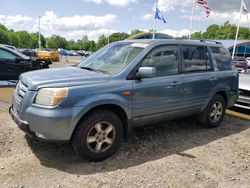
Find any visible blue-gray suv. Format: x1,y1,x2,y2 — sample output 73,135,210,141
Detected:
10,39,239,161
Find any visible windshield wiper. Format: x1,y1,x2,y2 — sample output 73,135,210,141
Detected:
79,66,95,71
79,66,110,74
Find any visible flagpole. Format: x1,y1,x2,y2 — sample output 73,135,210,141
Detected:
232,0,243,59
153,18,156,39
153,1,158,39
189,0,195,38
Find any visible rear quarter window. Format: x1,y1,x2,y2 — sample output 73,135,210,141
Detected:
211,46,234,71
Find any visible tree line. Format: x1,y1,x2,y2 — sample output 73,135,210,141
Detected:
0,22,249,52
191,21,250,39
0,24,142,52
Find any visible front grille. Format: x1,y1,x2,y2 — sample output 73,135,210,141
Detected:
239,89,250,97
15,81,28,103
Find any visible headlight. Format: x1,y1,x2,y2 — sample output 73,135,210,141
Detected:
35,87,68,106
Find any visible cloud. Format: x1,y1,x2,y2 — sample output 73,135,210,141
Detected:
85,0,138,7
0,11,117,41
31,11,117,40
181,11,250,24
0,15,32,28
157,0,193,12
140,14,153,21
156,0,250,14
160,28,190,37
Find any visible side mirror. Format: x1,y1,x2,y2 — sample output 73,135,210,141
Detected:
136,67,156,79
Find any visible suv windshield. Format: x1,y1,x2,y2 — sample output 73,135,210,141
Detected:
78,42,145,74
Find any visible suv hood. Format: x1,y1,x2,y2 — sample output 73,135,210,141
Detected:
20,67,112,90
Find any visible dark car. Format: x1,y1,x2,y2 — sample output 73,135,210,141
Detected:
19,49,36,58
0,46,47,80
233,56,248,73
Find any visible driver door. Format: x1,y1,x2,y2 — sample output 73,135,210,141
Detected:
132,45,184,125
0,49,26,80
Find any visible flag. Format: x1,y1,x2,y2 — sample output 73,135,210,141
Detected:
197,0,211,17
155,7,166,23
242,0,248,16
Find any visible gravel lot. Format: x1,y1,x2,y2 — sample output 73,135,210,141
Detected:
0,101,249,188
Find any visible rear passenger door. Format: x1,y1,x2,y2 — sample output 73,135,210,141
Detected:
181,45,217,111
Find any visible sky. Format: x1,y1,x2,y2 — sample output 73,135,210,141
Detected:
1,0,250,41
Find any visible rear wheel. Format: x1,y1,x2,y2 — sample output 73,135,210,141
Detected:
199,94,226,128
72,110,123,161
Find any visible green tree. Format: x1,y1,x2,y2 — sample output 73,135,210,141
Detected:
96,35,108,50
0,29,9,44
130,29,143,36
109,32,129,43
47,35,68,49
15,31,31,48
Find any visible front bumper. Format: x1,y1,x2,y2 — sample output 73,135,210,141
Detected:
9,106,36,137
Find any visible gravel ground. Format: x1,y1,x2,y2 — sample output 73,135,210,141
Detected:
0,101,249,188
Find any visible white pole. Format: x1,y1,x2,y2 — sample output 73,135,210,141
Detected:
232,0,243,59
38,16,42,50
153,15,156,39
189,0,195,39
107,28,110,44
153,1,158,39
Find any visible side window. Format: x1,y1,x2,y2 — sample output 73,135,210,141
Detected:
182,45,213,72
141,45,179,77
0,49,16,60
211,47,234,71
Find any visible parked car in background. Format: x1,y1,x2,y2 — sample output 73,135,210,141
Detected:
247,57,250,68
19,49,36,58
235,70,250,110
19,49,51,68
36,50,60,63
0,46,47,80
233,56,248,72
10,39,238,161
0,44,17,51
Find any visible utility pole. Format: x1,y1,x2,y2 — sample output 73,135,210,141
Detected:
38,16,42,50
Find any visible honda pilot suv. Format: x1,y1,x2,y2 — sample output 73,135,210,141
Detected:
10,39,239,161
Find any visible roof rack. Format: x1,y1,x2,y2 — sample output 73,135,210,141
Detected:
199,39,222,44
175,38,222,45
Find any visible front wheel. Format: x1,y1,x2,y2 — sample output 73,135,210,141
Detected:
71,110,123,161
199,94,226,128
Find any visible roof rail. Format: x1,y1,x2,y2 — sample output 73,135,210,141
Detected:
175,38,222,45
199,39,222,45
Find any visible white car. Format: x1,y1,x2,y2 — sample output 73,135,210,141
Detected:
247,57,250,68
235,70,250,110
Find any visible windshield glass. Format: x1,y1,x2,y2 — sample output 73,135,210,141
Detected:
78,42,146,74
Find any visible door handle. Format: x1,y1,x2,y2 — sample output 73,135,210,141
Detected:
171,81,182,86
209,77,217,81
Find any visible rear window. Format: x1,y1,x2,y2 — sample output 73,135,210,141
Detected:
211,47,234,71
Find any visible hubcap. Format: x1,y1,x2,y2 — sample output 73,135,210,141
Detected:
86,121,115,153
210,101,223,123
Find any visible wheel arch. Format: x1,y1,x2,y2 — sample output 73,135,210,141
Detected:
70,104,130,141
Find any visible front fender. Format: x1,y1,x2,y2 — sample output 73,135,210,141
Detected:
68,93,131,139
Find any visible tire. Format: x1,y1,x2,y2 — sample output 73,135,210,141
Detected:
71,110,123,162
199,94,226,128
